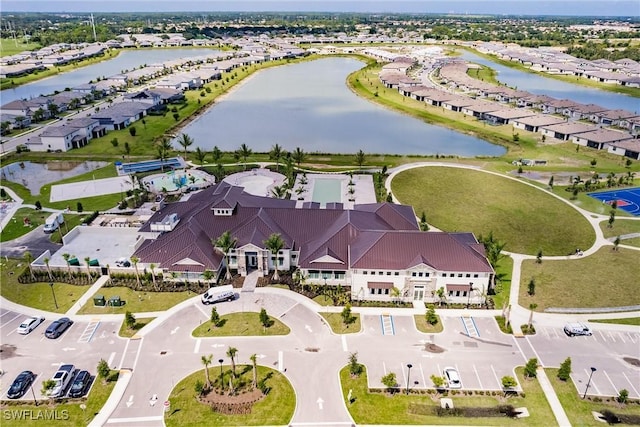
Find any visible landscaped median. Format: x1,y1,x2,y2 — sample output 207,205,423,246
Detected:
340,366,555,425
192,311,290,337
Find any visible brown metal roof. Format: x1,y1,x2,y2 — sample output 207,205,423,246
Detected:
367,282,394,289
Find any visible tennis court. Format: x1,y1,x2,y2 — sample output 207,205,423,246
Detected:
588,187,640,217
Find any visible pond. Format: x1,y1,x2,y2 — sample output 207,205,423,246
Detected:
178,57,506,157
0,161,108,195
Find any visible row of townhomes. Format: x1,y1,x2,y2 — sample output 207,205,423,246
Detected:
376,53,640,160
134,182,494,303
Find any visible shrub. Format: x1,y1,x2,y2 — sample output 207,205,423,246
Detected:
524,358,538,378
618,389,629,404
426,305,438,325
125,311,136,329
557,357,572,381
97,359,110,378
381,372,397,391
76,202,83,213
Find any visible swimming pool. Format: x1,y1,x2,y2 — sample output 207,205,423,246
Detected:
312,178,343,205
142,169,214,193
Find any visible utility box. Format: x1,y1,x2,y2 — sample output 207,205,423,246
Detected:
109,296,122,307
93,295,106,306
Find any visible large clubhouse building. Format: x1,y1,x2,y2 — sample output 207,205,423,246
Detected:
134,182,494,304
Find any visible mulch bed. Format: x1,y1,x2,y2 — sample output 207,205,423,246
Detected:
199,388,264,415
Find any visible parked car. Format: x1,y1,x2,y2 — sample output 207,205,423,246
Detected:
201,285,235,305
45,317,74,339
49,364,77,398
115,257,131,267
564,322,592,337
17,316,45,335
68,370,92,398
443,367,462,389
7,371,36,399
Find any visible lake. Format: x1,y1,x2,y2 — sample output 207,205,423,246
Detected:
178,57,506,156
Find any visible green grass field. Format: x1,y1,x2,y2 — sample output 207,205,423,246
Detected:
0,259,89,313
589,317,640,326
119,317,155,337
341,366,555,425
413,314,444,333
0,38,40,56
600,219,640,239
319,312,362,334
77,287,193,314
520,248,640,311
192,312,290,337
391,166,595,255
165,365,295,427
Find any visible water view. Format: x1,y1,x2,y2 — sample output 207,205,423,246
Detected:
179,57,506,156
460,51,639,113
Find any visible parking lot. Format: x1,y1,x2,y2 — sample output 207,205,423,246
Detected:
528,325,640,399
0,307,127,401
351,315,525,392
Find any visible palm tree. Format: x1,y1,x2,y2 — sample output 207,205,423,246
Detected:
211,146,223,164
613,236,621,251
226,347,238,377
214,231,237,280
43,257,53,281
239,143,252,170
250,353,258,389
201,354,213,388
478,232,507,288
83,257,92,282
292,147,306,169
130,256,141,286
269,144,284,172
62,253,72,279
157,138,172,172
149,263,158,291
24,251,35,280
528,303,538,329
263,233,284,281
195,147,206,165
177,133,194,159
355,149,366,170
270,185,287,199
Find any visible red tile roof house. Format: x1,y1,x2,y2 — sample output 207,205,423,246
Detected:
134,182,494,304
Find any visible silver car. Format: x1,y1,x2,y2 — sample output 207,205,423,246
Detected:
443,367,462,389
17,316,45,335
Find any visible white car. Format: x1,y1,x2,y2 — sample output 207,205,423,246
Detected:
17,316,45,335
443,367,462,389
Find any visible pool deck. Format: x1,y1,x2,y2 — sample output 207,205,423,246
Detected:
141,169,215,194
223,168,286,197
293,173,376,209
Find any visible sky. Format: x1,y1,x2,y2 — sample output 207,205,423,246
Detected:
1,0,639,17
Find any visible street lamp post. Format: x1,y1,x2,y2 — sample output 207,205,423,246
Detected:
49,282,58,309
218,358,224,386
583,367,597,399
406,363,413,395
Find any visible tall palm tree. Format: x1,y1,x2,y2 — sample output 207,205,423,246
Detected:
528,303,538,329
83,257,92,282
214,231,237,280
43,257,53,281
250,353,258,389
195,147,206,165
130,256,141,286
201,354,213,388
227,346,238,377
62,253,72,280
263,233,284,282
24,251,35,280
211,146,223,164
270,185,287,199
177,133,194,159
149,263,158,291
239,143,252,170
292,147,306,169
355,149,366,170
157,138,172,172
269,144,284,172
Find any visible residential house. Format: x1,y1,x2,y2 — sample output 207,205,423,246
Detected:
572,129,634,150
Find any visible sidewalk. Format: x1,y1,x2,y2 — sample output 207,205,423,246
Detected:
536,367,572,427
65,275,111,316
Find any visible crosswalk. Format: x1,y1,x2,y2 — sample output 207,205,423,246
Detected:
380,314,395,335
461,316,479,338
77,319,100,343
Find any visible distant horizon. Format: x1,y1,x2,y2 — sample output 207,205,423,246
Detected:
2,0,639,18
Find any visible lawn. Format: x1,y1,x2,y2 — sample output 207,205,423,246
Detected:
413,314,444,333
76,287,193,314
600,219,640,239
165,365,295,427
391,166,595,255
341,366,555,425
319,312,362,334
0,38,40,56
520,248,640,311
589,317,640,326
546,368,640,427
192,312,290,337
118,317,155,338
313,295,334,306
0,259,89,313
492,256,513,310
0,370,118,427
0,208,88,243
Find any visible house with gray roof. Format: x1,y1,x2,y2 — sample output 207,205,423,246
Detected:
540,122,597,141
483,108,536,125
512,114,566,133
91,101,148,130
607,139,640,160
572,129,634,150
133,182,493,304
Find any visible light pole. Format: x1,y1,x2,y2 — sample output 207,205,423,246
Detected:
583,367,597,399
49,282,58,309
218,358,224,387
406,363,413,395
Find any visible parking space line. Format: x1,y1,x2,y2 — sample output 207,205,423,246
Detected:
627,333,637,344
0,313,22,329
617,333,625,344
598,330,607,342
602,370,618,393
490,365,501,389
524,336,545,366
382,361,387,375
511,336,529,364
607,332,616,343
118,339,131,370
194,302,209,319
419,363,426,388
542,327,550,339
473,364,483,389
622,372,640,398
585,369,602,395
107,352,116,367
551,328,560,339
341,335,348,352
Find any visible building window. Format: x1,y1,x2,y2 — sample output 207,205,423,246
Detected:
450,273,455,277
378,271,383,276
466,273,471,278
384,289,389,295
386,271,391,276
458,273,463,278
425,272,430,277
363,271,368,275
412,272,417,277
229,256,236,264
377,289,382,295
448,290,454,297
394,272,399,276
474,274,479,278
456,291,461,297
369,288,375,295
418,272,423,277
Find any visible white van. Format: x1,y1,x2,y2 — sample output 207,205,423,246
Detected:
201,285,236,305
563,322,592,337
